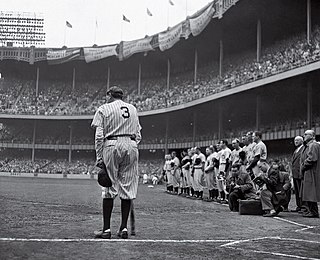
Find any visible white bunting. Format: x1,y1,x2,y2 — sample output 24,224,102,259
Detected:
83,45,117,63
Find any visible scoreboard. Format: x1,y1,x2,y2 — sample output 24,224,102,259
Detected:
0,11,45,47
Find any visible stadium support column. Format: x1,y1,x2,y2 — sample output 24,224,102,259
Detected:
307,80,312,129
256,19,261,62
218,102,223,140
35,67,39,97
35,67,39,113
307,0,311,44
31,121,37,162
192,111,197,147
219,40,223,77
165,116,169,154
194,48,198,85
68,124,73,163
107,66,110,90
138,63,141,96
167,59,171,91
72,67,76,91
256,94,261,131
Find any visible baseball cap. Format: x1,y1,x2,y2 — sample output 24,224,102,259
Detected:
107,86,124,96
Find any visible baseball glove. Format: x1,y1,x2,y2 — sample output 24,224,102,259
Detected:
96,160,112,188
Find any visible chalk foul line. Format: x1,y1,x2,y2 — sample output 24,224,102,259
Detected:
0,238,234,243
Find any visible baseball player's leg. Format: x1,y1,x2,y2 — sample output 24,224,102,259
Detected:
228,190,241,212
167,171,173,193
206,171,216,200
198,171,204,198
193,170,203,199
130,201,136,235
190,173,195,197
184,169,191,196
116,140,139,235
180,170,186,195
260,189,274,211
95,144,119,239
103,142,120,199
172,170,179,194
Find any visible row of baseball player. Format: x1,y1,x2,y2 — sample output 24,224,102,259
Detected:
163,130,320,218
163,131,266,202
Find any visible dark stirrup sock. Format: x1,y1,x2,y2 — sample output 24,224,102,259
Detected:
120,199,132,231
103,198,114,231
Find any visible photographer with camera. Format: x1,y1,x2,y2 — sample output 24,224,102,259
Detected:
228,164,257,212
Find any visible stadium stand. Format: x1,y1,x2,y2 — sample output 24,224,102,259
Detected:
0,27,319,115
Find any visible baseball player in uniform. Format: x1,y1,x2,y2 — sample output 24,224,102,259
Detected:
204,146,218,201
192,147,206,199
171,151,181,194
247,131,267,178
231,138,242,166
189,147,197,197
163,154,173,193
180,150,192,196
92,86,141,239
245,131,256,169
217,140,231,203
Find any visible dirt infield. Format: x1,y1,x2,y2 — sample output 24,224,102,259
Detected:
0,176,319,260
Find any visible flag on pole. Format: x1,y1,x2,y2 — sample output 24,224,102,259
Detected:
169,0,174,6
66,21,72,28
147,8,153,16
122,15,130,23
95,19,98,28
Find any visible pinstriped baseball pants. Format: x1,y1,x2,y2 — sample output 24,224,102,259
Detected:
101,137,139,200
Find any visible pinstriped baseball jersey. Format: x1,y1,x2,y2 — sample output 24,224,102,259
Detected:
91,99,142,160
91,99,142,200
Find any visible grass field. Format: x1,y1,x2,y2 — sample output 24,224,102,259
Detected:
0,176,319,260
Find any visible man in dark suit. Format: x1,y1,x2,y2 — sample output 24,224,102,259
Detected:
259,160,287,217
291,136,304,212
228,164,257,212
300,130,320,218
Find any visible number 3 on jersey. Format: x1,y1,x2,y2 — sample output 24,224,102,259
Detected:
121,106,130,119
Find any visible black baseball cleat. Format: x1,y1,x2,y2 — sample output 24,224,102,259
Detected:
131,229,136,236
94,229,111,239
117,228,128,239
302,212,319,218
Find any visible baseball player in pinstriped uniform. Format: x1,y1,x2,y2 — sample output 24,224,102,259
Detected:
192,147,206,199
164,154,173,193
91,86,142,239
171,151,181,194
217,140,231,203
181,150,192,196
203,146,218,202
